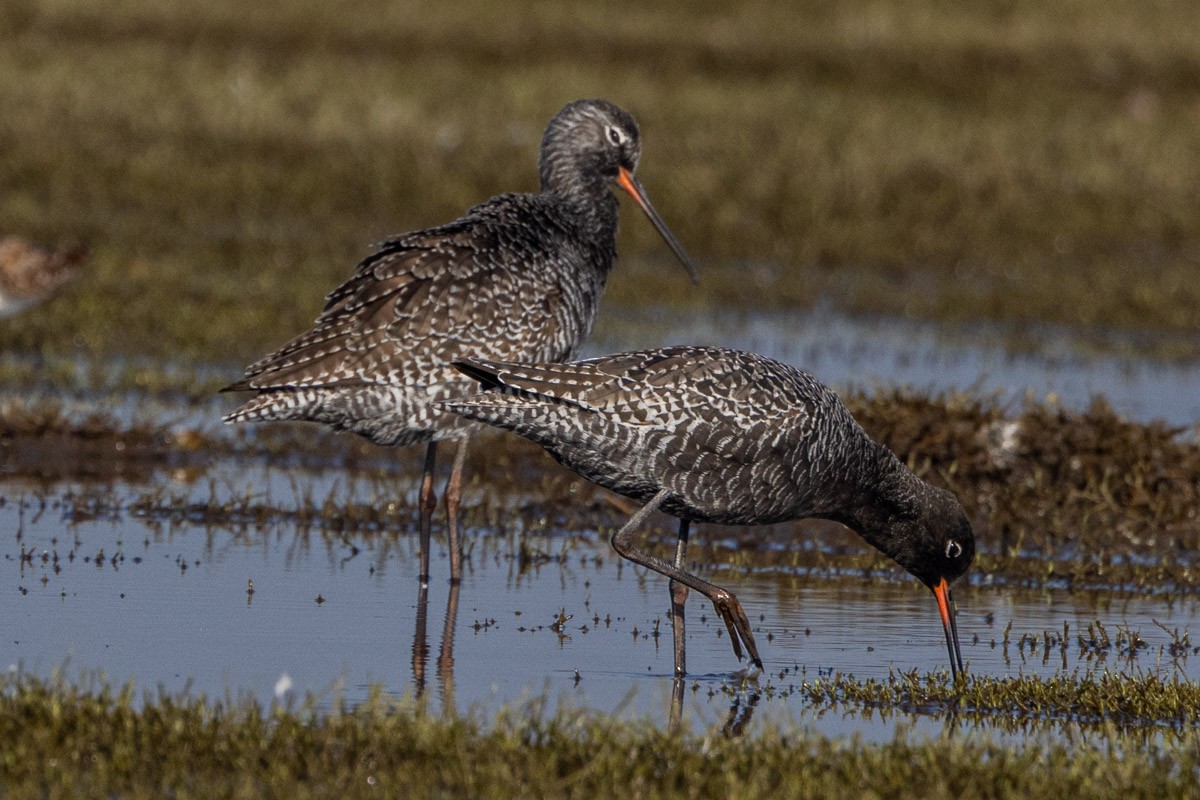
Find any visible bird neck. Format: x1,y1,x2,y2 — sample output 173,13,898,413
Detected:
827,444,928,563
539,163,621,246
540,155,614,198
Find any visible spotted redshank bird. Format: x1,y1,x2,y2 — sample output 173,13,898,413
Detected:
444,346,975,676
0,236,87,318
221,99,698,584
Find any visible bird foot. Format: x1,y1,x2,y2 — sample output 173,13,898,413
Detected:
710,588,764,671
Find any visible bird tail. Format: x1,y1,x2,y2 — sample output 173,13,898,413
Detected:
222,390,317,424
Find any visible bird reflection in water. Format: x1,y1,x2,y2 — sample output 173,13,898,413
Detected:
669,676,761,737
410,581,461,714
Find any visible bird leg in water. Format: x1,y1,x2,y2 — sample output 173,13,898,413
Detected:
669,519,690,678
444,437,470,583
610,489,763,670
418,441,439,585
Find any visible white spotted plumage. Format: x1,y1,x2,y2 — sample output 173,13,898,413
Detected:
444,346,889,525
445,345,976,676
444,345,975,581
222,100,661,446
221,100,699,586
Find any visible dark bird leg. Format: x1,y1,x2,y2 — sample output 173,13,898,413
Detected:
417,441,439,585
668,519,690,734
444,436,470,584
669,519,690,678
610,489,763,670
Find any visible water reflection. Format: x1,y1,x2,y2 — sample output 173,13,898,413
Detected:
410,584,429,696
410,580,461,715
669,677,685,732
5,482,1200,741
437,580,461,713
721,691,760,739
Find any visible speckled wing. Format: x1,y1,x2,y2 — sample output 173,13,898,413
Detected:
453,347,808,421
228,215,566,393
220,192,615,445
447,347,860,523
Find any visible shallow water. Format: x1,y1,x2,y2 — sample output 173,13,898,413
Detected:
5,305,1200,739
6,474,1199,740
590,305,1200,427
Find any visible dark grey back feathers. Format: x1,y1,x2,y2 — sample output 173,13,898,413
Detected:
444,346,976,585
222,100,650,448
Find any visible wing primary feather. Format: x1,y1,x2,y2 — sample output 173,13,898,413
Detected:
451,359,505,389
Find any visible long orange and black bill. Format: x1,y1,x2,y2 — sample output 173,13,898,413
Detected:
932,578,964,679
616,166,700,284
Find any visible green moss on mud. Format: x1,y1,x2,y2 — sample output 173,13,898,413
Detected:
2,673,1199,799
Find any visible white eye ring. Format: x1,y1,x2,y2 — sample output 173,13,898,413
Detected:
945,540,962,559
606,126,625,146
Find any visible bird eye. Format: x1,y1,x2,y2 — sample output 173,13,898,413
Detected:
945,540,962,559
606,126,624,146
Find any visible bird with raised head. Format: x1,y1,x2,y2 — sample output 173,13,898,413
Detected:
221,100,698,585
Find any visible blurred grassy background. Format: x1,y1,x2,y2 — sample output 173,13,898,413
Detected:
2,0,1199,363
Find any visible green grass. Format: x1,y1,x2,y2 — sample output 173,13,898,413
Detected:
3,5,1200,790
2,0,1200,362
2,673,1199,799
790,669,1200,730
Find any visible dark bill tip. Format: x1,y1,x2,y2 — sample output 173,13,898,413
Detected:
932,578,965,680
616,167,700,284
